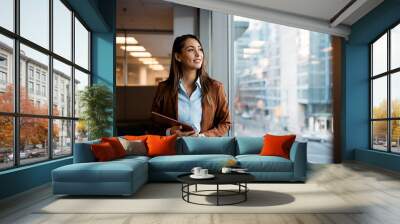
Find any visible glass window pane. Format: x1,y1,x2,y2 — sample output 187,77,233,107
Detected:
53,119,72,158
391,120,400,153
372,33,387,76
0,116,14,170
0,0,14,31
20,44,49,115
391,24,400,70
74,69,89,118
0,34,14,112
232,16,333,164
75,120,88,143
20,0,49,49
53,59,72,117
53,0,72,60
20,117,49,165
391,72,400,118
372,77,387,119
372,121,388,151
74,18,89,70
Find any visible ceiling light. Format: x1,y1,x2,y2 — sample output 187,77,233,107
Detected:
121,45,146,52
116,36,138,45
139,58,159,65
149,64,164,70
130,52,152,57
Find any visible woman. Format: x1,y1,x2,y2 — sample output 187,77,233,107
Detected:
151,34,231,137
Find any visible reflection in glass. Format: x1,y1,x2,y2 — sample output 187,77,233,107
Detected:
0,0,14,31
0,34,14,112
391,72,400,118
372,77,387,119
391,120,400,153
20,117,49,165
75,120,88,143
74,69,89,118
0,116,13,170
74,18,89,70
20,44,49,115
53,119,72,158
372,34,387,76
372,121,388,151
232,16,332,164
53,59,72,117
20,0,49,49
391,24,400,70
53,0,72,60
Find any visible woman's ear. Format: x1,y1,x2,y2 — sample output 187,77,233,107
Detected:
174,53,181,62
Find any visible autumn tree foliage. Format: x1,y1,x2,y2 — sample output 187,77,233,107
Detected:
372,99,400,143
0,84,59,151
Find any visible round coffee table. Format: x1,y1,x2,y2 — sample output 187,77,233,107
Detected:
177,172,255,206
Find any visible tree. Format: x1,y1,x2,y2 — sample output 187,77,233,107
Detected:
0,84,59,151
372,99,400,143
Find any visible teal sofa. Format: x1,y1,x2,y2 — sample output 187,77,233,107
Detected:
52,137,307,196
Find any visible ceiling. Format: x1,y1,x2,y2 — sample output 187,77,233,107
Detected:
163,0,384,37
116,0,174,65
116,0,173,31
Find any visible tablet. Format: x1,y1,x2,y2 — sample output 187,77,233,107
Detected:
151,111,194,132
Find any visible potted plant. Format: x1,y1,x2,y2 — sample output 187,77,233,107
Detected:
79,84,113,140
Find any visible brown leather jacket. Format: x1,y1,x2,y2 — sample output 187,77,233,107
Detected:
151,79,231,137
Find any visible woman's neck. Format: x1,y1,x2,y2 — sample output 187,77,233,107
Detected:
181,68,197,86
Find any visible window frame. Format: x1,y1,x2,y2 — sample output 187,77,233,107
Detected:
0,0,92,171
370,20,400,154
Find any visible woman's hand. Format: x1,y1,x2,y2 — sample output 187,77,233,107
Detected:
170,125,196,137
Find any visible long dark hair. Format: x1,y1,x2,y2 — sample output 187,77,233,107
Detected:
166,34,213,98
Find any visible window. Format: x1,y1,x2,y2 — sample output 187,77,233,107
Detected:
371,23,400,153
0,0,14,32
231,16,333,163
0,0,91,170
75,17,89,70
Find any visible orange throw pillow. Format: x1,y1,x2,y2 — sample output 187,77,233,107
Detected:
101,137,127,158
260,134,296,159
124,135,148,142
146,135,177,157
91,142,117,161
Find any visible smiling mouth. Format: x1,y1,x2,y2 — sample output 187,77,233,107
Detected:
193,59,202,63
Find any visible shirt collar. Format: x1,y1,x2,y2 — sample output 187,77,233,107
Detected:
179,77,202,90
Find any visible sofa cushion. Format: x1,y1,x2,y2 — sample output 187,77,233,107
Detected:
177,137,236,155
236,155,293,172
148,154,235,172
53,158,147,183
74,140,100,163
235,137,263,155
118,137,147,156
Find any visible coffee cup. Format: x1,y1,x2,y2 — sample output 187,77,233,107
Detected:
221,167,232,174
191,167,202,176
199,169,208,176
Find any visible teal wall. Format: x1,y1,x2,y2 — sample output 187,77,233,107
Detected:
0,0,116,200
344,0,400,171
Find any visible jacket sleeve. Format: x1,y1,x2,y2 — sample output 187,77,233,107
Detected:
150,85,169,135
202,84,231,137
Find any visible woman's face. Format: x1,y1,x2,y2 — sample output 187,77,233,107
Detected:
175,38,203,70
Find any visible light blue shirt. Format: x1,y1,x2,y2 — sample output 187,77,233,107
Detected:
177,78,203,133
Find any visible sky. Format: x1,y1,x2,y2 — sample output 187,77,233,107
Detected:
0,0,89,71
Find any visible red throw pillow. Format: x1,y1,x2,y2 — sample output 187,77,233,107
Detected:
260,134,296,159
146,135,177,157
101,137,127,158
91,142,117,161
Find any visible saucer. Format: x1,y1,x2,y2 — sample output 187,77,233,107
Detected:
190,174,215,179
